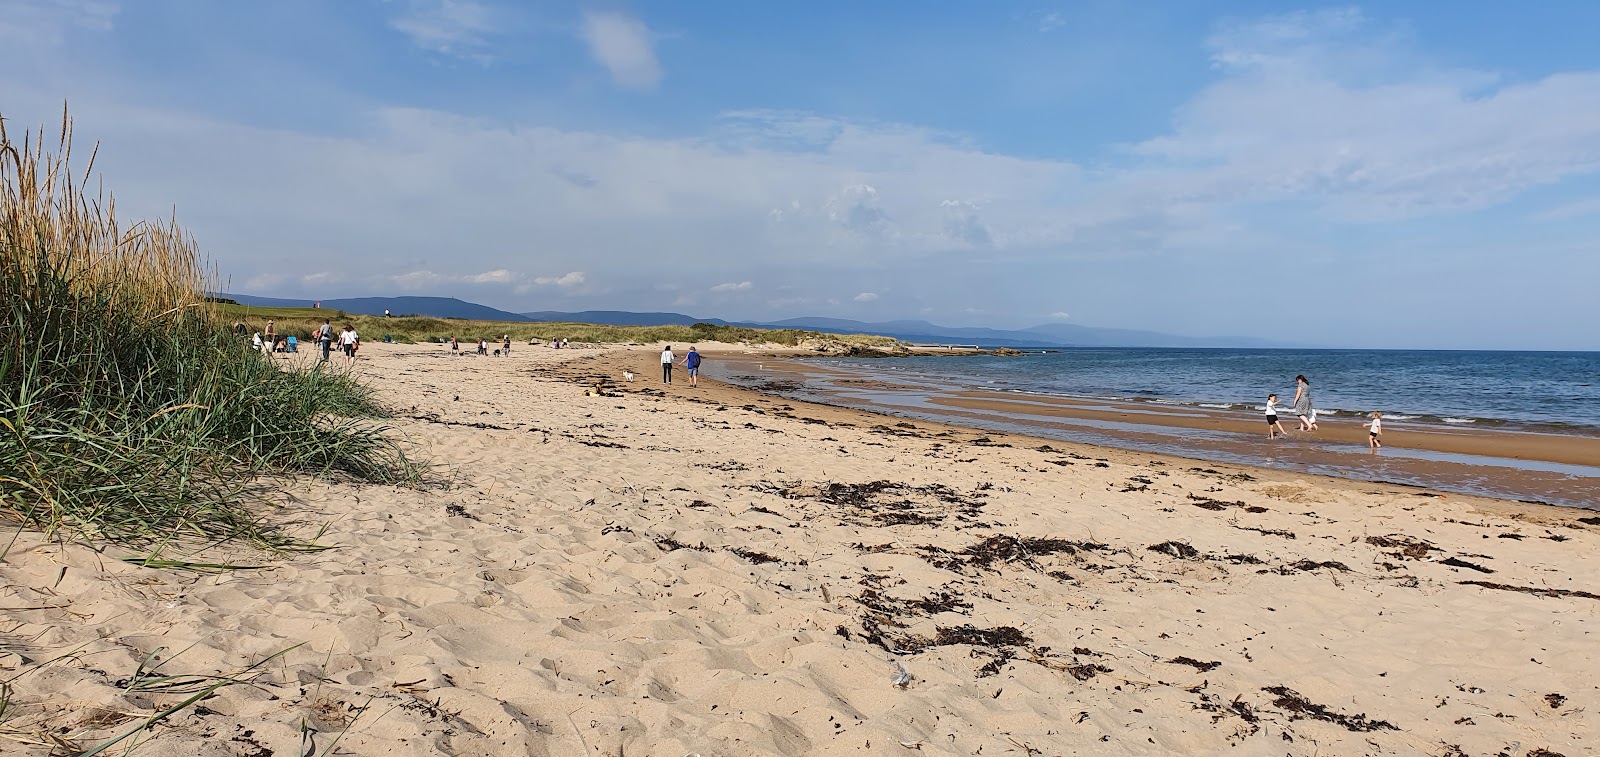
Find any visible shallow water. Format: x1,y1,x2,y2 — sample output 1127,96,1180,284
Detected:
818,348,1600,432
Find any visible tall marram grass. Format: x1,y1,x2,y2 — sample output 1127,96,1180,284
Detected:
0,111,416,552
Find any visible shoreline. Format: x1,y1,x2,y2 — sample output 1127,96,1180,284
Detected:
679,351,1600,511
556,346,1599,520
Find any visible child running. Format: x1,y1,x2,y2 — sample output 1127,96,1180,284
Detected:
1265,394,1289,439
1364,411,1383,451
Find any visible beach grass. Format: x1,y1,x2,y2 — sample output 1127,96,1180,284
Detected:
218,304,905,350
0,110,416,553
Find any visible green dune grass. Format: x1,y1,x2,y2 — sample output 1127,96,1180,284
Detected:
0,113,417,553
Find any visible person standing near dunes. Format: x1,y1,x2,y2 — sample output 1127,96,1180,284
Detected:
317,319,333,363
262,320,276,354
661,345,675,384
1292,375,1317,431
340,324,359,366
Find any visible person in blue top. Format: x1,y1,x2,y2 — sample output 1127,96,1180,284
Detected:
679,346,703,387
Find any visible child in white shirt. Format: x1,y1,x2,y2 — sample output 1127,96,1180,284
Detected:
1265,394,1288,439
1364,412,1383,451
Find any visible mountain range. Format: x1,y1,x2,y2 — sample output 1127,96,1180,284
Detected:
220,293,1277,348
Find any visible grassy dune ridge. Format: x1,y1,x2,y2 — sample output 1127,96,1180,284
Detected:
221,305,906,350
0,112,415,551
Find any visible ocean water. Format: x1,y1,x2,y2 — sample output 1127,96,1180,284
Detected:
819,348,1600,432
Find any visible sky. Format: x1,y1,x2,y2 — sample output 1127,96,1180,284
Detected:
3,1,1599,350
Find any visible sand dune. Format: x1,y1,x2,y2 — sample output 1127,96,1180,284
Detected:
2,342,1595,756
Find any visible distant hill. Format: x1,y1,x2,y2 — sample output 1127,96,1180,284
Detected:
221,294,532,322
520,310,733,327
520,310,1278,348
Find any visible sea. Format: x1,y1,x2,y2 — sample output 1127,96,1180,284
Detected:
819,348,1600,433
708,348,1600,509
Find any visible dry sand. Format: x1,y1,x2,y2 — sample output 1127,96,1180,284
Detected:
2,342,1596,756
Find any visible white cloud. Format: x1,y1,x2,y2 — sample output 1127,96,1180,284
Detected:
824,184,893,238
390,0,497,61
390,270,446,290
1049,311,1070,319
532,271,586,288
1129,9,1600,221
710,281,753,292
940,199,992,247
465,268,517,284
381,268,583,292
854,292,878,302
580,10,661,90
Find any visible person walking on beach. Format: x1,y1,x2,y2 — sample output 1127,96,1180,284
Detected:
317,319,333,363
661,345,675,384
679,346,702,387
1265,393,1289,439
449,336,459,357
503,334,511,356
1364,412,1383,451
1292,375,1317,431
339,324,359,366
262,319,276,355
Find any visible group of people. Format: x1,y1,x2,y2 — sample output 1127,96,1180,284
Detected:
314,320,360,365
236,318,359,365
658,345,702,386
446,335,514,357
1264,374,1383,450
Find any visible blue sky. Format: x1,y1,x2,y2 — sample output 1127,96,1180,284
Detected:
3,1,1599,349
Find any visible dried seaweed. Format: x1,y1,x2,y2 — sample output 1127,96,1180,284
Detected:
1168,656,1222,672
655,537,711,553
1148,541,1200,560
1288,559,1350,572
1234,525,1296,539
1365,534,1437,559
918,535,1109,574
727,547,788,565
1459,581,1600,601
1262,686,1397,732
1188,494,1269,514
1438,557,1495,574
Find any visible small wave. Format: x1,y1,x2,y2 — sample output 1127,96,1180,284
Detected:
1383,413,1419,420
1313,408,1336,416
1198,403,1234,410
1442,417,1476,424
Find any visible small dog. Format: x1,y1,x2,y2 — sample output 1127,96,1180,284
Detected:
623,370,635,382
493,349,501,357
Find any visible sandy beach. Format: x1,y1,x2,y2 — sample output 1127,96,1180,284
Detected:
3,342,1597,756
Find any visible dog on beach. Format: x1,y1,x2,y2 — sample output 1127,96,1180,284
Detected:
623,370,635,382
